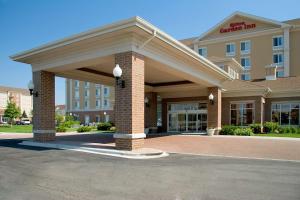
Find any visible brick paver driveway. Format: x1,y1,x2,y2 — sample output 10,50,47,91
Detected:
144,135,300,161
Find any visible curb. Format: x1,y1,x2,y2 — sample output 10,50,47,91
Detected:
19,141,168,159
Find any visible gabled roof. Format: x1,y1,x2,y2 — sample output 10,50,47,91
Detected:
194,11,291,42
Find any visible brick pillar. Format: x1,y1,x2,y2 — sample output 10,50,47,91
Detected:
32,71,56,142
207,87,221,135
145,92,157,128
114,52,145,150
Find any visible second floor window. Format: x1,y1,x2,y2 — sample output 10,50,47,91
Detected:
96,99,101,108
84,82,90,88
198,47,207,57
241,57,251,70
75,100,80,109
273,36,283,49
226,43,235,56
74,89,79,99
241,73,251,81
74,80,79,88
240,41,251,54
273,53,283,66
104,87,109,97
95,88,100,97
84,89,89,98
84,100,89,109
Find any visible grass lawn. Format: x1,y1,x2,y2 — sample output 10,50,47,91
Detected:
0,125,33,133
255,133,300,138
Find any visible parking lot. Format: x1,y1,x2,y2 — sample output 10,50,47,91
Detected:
0,139,300,200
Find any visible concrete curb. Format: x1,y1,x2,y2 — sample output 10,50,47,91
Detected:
19,141,168,159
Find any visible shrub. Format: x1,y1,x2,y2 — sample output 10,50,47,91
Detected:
277,126,284,134
250,123,262,134
297,128,300,134
97,122,112,131
56,125,67,132
62,120,80,128
233,128,254,136
290,127,297,133
220,125,238,135
109,126,116,132
264,122,279,133
77,126,92,133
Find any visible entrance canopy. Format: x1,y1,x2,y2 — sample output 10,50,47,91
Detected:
11,16,231,97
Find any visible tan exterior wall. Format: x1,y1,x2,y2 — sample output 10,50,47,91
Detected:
200,32,283,80
290,29,300,76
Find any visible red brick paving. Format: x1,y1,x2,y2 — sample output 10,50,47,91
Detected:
144,135,300,161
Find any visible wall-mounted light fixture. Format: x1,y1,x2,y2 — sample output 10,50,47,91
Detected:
144,97,150,107
113,64,125,88
27,80,38,97
208,93,214,105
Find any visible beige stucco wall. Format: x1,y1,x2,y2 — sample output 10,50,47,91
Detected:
290,29,300,76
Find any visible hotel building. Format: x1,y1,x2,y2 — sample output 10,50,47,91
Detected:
12,11,300,149
0,86,32,123
66,80,114,124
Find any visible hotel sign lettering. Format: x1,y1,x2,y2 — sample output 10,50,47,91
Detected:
220,22,256,33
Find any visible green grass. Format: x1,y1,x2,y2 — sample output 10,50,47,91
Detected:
255,133,300,138
0,125,33,133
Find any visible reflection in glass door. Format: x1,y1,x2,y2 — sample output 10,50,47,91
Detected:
178,113,186,132
197,113,207,131
188,113,197,131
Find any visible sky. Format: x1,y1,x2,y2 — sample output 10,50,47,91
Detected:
1,0,299,105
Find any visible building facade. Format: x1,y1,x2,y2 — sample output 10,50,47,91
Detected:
66,79,114,124
11,12,300,150
0,86,32,123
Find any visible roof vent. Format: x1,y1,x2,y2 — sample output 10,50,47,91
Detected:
265,64,277,80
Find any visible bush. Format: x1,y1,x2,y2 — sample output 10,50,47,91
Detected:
56,125,67,132
250,123,262,134
62,120,80,128
220,125,238,135
297,128,300,134
233,128,254,136
290,127,297,133
109,126,116,132
97,122,112,131
264,122,279,133
77,126,92,133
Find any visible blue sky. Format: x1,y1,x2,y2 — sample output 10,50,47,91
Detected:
1,0,299,104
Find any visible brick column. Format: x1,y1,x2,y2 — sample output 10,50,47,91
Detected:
114,51,145,150
145,92,157,128
207,87,221,135
32,71,56,142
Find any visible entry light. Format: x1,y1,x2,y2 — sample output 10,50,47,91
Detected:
208,93,214,105
104,111,107,115
144,97,150,107
27,80,38,97
113,64,125,88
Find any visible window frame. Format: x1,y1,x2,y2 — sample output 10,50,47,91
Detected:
272,35,283,50
271,102,300,126
230,101,255,126
240,40,251,55
198,47,208,57
273,52,284,67
226,43,236,57
240,56,251,70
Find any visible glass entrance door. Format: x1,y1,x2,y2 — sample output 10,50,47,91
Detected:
167,102,208,132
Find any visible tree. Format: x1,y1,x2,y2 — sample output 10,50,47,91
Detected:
55,114,64,126
4,101,21,127
22,110,28,118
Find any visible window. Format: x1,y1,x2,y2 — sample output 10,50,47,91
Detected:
84,115,90,125
241,73,251,81
74,89,79,99
95,88,100,97
218,64,225,70
74,80,79,88
104,87,109,97
198,47,207,57
95,115,100,123
96,99,101,108
273,35,283,50
272,103,300,126
276,70,284,78
226,43,235,56
240,41,251,54
230,102,254,126
75,100,80,109
95,84,101,88
84,82,90,88
84,89,89,98
104,99,109,108
273,53,283,66
84,100,89,109
241,57,251,70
